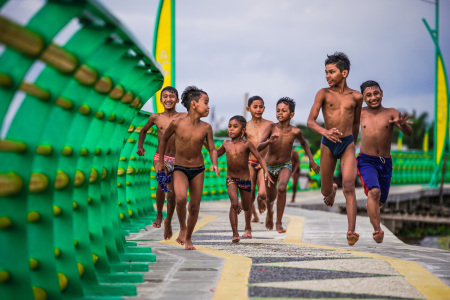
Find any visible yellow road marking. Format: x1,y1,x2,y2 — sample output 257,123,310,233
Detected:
284,215,450,300
159,213,252,300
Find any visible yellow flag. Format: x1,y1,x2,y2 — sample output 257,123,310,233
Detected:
435,54,449,164
153,0,175,113
423,130,429,152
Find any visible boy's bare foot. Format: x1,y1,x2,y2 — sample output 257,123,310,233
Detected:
176,230,186,245
185,239,196,250
232,236,240,243
324,183,338,207
242,229,252,238
251,215,259,223
373,230,384,243
163,219,173,240
276,222,286,233
347,231,359,246
257,196,266,214
152,215,163,228
265,210,274,230
290,198,295,203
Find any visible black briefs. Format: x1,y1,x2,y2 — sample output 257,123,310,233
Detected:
174,165,206,181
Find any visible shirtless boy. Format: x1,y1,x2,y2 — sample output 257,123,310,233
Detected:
358,80,412,243
217,116,272,242
307,52,363,246
245,96,273,237
157,86,219,250
258,97,320,233
290,149,301,203
137,86,186,237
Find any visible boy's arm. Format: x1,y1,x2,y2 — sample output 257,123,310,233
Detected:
296,129,320,174
390,110,413,136
156,120,176,173
352,93,363,142
137,115,156,156
205,124,220,176
248,142,274,186
307,90,342,143
257,124,277,151
217,142,226,157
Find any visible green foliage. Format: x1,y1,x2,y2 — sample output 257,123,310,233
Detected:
214,128,229,138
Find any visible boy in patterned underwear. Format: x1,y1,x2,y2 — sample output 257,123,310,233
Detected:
307,52,363,245
245,96,273,237
258,97,319,233
157,86,219,250
137,86,186,239
217,116,272,242
358,80,412,243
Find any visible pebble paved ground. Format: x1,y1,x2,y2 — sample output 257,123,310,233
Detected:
126,192,450,300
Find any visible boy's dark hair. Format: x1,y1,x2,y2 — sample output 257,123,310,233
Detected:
276,97,296,113
360,80,381,94
161,86,179,99
248,95,264,106
325,52,351,73
229,115,246,128
181,86,207,110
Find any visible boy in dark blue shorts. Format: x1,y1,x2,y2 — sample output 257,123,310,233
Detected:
307,52,363,245
358,80,412,243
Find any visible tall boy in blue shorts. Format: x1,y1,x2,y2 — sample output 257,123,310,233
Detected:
358,80,412,243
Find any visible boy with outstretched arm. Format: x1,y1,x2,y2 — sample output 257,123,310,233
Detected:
258,97,320,233
358,80,412,243
307,52,363,246
245,96,273,237
137,86,186,238
156,86,219,250
217,116,273,243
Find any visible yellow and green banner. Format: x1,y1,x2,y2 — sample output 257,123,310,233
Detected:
153,0,175,113
435,53,449,165
423,125,430,152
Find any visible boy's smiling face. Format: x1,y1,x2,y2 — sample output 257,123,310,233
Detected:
325,63,347,87
227,119,244,139
247,100,265,118
192,93,210,117
363,86,383,109
276,103,294,122
161,90,178,109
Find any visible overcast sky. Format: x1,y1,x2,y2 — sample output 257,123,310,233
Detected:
3,0,449,130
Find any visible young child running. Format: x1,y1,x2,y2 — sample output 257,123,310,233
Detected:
307,52,363,246
258,97,320,233
157,86,219,250
358,80,412,243
290,149,301,203
137,86,186,238
245,96,273,237
217,115,272,242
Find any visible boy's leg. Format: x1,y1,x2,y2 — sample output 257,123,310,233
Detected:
227,184,240,242
153,160,165,228
320,144,338,206
367,188,384,243
244,166,258,236
173,171,189,245
275,168,291,233
291,172,300,203
340,144,359,245
251,204,259,223
163,179,176,240
185,172,205,250
256,168,268,213
265,175,278,230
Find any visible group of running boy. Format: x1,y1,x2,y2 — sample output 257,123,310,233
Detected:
137,51,413,250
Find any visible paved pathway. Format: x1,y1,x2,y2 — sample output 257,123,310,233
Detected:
126,193,450,300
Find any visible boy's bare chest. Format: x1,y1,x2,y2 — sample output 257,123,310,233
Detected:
176,125,205,142
324,94,356,111
361,112,393,134
225,143,247,157
155,115,175,133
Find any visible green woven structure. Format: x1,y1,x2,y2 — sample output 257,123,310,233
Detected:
0,1,163,298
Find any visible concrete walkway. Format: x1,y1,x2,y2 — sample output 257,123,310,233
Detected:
126,192,450,300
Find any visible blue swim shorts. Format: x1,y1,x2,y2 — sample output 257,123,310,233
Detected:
321,135,354,159
356,153,392,203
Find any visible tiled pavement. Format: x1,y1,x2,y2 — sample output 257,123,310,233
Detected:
126,195,450,300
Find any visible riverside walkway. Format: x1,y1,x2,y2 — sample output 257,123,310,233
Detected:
126,188,450,300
